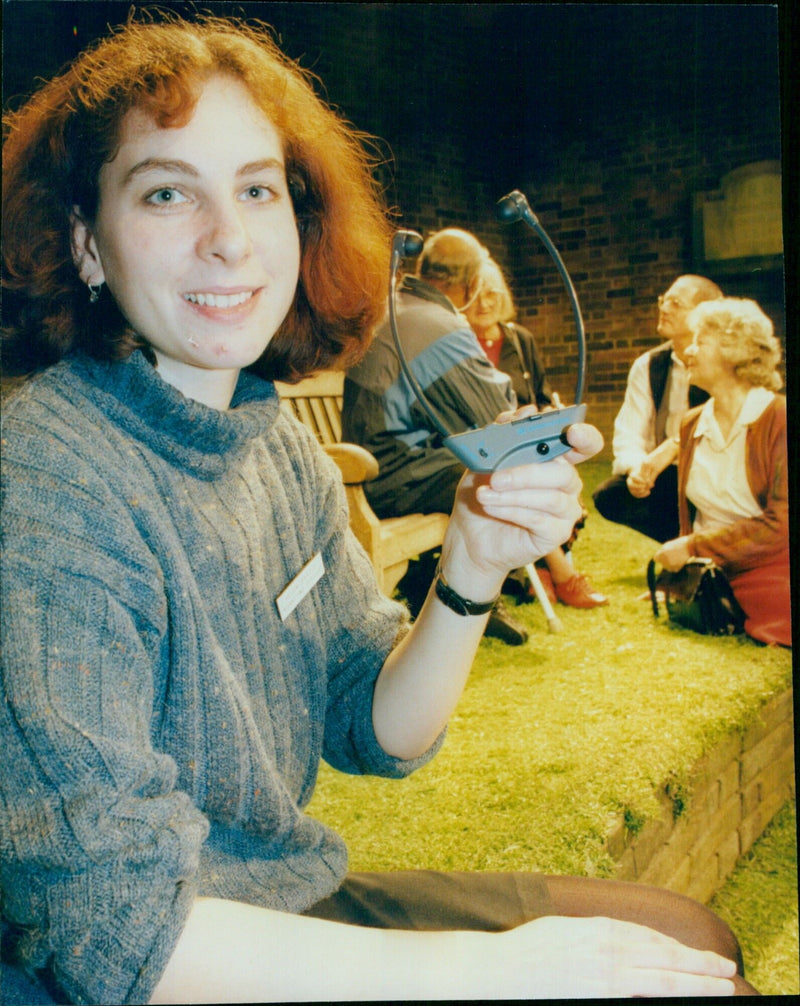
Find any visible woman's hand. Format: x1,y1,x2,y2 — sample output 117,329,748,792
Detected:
627,459,656,498
654,536,693,572
485,915,737,999
628,440,679,499
439,412,603,601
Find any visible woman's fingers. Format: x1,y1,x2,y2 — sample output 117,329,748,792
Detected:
480,455,582,498
591,919,737,996
511,917,737,999
491,412,604,466
562,421,604,462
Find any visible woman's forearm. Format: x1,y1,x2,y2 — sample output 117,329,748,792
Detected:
149,896,477,1003
149,897,739,1002
371,427,600,763
371,570,494,760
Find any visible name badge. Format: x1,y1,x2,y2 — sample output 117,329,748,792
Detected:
276,552,325,621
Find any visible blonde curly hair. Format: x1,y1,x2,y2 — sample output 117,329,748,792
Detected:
687,297,783,391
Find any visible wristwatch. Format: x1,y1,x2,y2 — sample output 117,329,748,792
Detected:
433,564,499,616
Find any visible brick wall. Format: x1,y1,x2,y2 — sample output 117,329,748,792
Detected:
499,127,785,446
276,4,785,451
608,688,795,904
4,4,785,448
265,5,784,451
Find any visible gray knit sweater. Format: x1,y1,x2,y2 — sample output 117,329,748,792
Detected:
0,351,440,1005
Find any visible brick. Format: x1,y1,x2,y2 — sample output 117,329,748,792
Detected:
716,830,742,886
692,732,742,783
717,759,742,806
662,854,693,896
740,721,794,787
659,813,696,864
630,814,673,875
687,793,741,871
742,690,794,747
742,746,795,817
739,790,785,855
741,775,761,819
686,858,721,905
606,816,628,860
638,845,680,887
685,775,721,819
615,845,638,881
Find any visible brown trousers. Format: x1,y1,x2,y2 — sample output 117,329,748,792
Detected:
306,870,758,995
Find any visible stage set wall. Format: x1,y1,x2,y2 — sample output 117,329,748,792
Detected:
3,3,787,450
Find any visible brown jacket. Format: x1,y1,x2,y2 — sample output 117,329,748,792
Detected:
678,395,788,578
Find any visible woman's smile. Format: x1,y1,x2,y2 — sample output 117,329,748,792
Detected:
182,289,257,310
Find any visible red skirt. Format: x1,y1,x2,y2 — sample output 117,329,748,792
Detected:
729,556,792,647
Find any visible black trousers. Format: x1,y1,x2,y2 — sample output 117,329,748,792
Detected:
306,870,758,995
592,465,680,543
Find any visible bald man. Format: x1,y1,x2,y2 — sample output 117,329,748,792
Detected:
593,275,723,542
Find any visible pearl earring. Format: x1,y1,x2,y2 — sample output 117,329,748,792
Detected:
88,283,103,304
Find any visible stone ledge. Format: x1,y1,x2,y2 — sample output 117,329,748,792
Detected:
607,686,795,903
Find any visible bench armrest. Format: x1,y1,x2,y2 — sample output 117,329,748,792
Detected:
323,443,380,483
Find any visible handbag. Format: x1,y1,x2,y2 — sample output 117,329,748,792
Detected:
646,557,745,636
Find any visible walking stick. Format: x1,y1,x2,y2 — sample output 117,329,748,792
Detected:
525,563,563,633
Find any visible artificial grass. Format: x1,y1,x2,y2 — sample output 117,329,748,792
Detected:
711,800,799,996
306,459,795,982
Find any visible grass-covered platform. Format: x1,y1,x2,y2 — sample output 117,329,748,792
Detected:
307,459,796,993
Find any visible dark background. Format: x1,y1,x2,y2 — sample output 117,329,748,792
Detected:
2,1,795,445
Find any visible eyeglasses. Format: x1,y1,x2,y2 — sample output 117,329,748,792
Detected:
658,294,692,311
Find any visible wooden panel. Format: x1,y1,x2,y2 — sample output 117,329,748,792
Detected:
275,372,344,399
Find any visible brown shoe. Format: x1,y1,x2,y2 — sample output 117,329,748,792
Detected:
554,573,609,608
485,598,529,645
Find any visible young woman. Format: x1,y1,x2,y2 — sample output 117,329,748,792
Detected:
654,297,790,647
1,13,754,1003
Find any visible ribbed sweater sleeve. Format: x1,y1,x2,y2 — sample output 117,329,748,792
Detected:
1,413,209,1004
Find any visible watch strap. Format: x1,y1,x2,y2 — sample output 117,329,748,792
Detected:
434,565,499,616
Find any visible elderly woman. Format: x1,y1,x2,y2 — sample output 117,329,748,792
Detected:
464,257,608,609
654,298,790,647
1,12,755,1004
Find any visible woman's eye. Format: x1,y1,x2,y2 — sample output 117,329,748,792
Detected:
145,188,187,206
241,184,276,202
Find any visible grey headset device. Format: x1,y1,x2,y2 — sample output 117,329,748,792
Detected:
389,190,587,472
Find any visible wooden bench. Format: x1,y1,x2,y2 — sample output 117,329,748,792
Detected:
275,372,449,595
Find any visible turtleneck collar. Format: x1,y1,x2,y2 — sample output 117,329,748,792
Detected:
63,350,281,480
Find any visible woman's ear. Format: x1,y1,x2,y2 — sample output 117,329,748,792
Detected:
70,208,105,287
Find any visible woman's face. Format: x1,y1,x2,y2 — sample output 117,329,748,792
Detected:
71,74,301,405
464,281,503,338
684,324,731,393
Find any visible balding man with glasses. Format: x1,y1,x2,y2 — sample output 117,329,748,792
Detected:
593,275,723,542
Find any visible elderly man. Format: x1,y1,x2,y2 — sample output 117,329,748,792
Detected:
342,228,531,644
592,275,723,542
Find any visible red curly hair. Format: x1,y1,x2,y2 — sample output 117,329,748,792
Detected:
2,12,392,380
